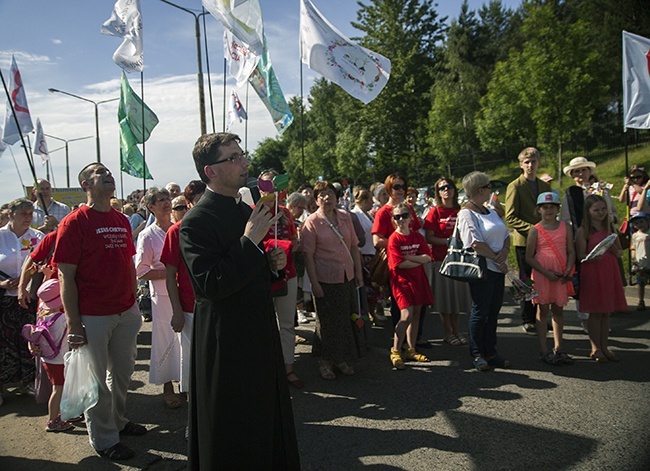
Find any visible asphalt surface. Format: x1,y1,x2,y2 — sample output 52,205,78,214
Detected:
1,285,649,470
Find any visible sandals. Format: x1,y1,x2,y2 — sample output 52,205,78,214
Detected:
444,335,462,346
403,348,429,362
318,361,336,380
553,350,574,365
97,442,135,461
590,351,609,363
164,393,182,409
456,335,469,345
487,354,510,368
390,349,405,370
286,371,304,389
120,421,147,436
541,351,562,366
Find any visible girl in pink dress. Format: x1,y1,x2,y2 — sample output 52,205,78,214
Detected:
387,203,433,370
525,192,575,366
576,194,627,363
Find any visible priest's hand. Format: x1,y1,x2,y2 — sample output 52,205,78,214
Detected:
268,247,287,271
244,203,283,245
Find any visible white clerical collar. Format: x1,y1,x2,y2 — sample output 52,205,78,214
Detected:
207,185,241,204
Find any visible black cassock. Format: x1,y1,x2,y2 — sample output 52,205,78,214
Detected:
180,190,300,470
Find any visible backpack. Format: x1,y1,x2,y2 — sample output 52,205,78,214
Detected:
21,311,66,360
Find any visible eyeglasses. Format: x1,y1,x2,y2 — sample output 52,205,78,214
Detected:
393,212,411,221
480,183,493,190
392,184,407,191
154,197,171,204
210,153,248,165
172,205,188,211
438,185,452,191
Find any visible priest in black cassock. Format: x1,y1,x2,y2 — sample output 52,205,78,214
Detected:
180,133,300,470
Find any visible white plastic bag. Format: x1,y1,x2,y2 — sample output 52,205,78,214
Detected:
60,346,99,420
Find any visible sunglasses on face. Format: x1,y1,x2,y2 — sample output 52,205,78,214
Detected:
392,184,406,191
172,205,188,211
438,185,452,191
631,175,643,180
393,212,410,221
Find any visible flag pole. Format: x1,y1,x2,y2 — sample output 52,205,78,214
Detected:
201,8,216,133
299,49,305,179
140,71,147,193
625,129,631,284
0,67,48,215
245,83,249,153
222,58,227,132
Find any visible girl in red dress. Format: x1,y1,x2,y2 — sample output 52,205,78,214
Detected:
387,203,433,370
576,194,627,363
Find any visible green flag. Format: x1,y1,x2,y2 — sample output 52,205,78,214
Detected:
118,72,157,179
120,120,153,179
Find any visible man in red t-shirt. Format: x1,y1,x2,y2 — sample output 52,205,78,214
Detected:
53,163,145,461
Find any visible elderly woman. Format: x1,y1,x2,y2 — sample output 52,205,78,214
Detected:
457,172,510,371
424,177,471,346
0,198,44,403
257,170,303,388
301,181,364,380
171,195,188,223
135,187,181,408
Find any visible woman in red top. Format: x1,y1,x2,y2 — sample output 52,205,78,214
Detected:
424,178,471,347
371,174,426,340
257,170,303,389
387,203,433,369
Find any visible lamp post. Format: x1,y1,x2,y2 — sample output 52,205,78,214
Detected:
44,134,93,187
159,0,208,135
48,88,119,163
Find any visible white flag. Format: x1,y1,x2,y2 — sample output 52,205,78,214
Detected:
224,30,259,87
101,0,144,73
203,0,265,55
33,118,49,164
0,123,6,157
623,31,650,130
227,89,248,131
2,55,34,145
300,0,391,104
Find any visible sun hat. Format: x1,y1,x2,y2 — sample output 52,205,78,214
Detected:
37,278,63,311
536,192,560,205
563,157,596,177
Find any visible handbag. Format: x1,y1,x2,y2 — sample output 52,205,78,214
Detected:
368,248,389,286
439,214,487,282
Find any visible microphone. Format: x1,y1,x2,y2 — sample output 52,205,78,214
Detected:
246,177,261,204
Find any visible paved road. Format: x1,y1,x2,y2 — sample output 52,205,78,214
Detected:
1,286,649,470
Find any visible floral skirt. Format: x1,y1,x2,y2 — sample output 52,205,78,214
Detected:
0,296,36,384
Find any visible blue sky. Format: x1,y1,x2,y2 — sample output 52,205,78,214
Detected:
0,0,520,204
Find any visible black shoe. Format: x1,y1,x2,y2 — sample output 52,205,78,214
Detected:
637,301,646,311
120,421,147,436
522,323,536,334
97,442,135,461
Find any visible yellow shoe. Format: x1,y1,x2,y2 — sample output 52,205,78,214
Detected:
404,348,429,362
390,349,405,370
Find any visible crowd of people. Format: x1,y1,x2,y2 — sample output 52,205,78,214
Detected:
0,138,637,466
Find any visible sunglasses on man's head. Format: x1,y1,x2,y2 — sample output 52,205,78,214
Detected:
393,212,410,221
392,184,407,191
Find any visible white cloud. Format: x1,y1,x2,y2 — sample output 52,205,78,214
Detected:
51,39,62,45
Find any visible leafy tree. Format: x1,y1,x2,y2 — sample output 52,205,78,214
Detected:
249,137,288,178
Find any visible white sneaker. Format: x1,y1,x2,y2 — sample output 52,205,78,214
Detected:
18,383,35,397
297,311,310,324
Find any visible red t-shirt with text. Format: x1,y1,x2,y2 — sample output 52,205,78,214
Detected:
371,204,421,240
53,205,136,316
423,206,459,261
160,221,195,313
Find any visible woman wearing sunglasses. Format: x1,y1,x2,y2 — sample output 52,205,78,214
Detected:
457,171,511,371
387,203,433,369
424,178,471,347
620,165,650,217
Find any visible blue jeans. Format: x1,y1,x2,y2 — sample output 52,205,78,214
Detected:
468,270,505,358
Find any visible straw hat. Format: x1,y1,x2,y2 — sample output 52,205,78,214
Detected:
563,157,596,177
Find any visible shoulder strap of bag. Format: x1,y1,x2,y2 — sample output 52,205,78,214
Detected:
317,212,355,265
535,223,567,273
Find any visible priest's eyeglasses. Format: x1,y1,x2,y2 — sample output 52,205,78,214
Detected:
210,153,248,165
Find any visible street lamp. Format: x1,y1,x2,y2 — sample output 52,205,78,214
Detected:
48,88,119,163
159,0,208,135
44,133,93,187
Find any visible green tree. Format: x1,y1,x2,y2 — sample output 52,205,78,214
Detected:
477,2,608,177
249,137,289,178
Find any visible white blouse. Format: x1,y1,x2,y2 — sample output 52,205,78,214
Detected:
0,225,44,297
457,208,509,273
